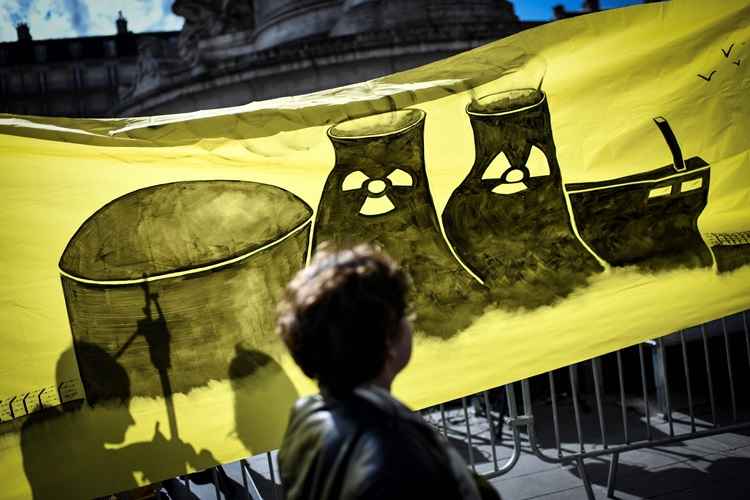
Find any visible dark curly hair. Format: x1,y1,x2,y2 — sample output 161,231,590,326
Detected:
277,243,409,395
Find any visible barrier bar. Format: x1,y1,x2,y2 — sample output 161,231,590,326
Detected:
210,468,221,500
638,344,652,441
483,390,499,472
267,452,280,500
481,384,524,479
679,331,696,432
616,351,629,444
592,358,608,448
606,452,620,498
576,458,596,500
701,324,717,426
657,338,674,437
569,365,585,453
502,383,523,473
721,318,738,422
241,460,249,497
548,371,562,457
241,459,264,500
441,404,448,438
521,379,532,423
462,397,476,472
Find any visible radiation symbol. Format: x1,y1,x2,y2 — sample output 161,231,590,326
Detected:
481,145,550,195
341,168,414,215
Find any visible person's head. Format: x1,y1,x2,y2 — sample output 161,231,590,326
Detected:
73,341,131,407
277,243,412,395
229,345,299,450
70,341,134,443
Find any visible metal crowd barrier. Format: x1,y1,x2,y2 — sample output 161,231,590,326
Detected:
425,308,750,499
157,309,749,499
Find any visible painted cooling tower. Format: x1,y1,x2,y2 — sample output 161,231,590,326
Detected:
313,109,487,339
443,89,603,310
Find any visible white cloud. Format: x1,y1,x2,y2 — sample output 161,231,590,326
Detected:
26,1,80,40
0,2,19,42
0,0,183,42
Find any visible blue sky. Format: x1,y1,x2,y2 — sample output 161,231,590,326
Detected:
515,0,643,20
0,0,644,43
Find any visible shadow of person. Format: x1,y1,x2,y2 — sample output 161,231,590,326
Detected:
229,344,300,497
20,342,212,499
21,342,137,499
445,435,493,466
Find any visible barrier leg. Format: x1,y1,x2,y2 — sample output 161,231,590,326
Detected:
606,452,619,498
241,459,264,500
210,467,221,500
267,452,282,500
576,457,596,500
651,342,667,419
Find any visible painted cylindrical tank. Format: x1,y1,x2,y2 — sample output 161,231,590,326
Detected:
313,109,487,339
442,89,603,310
59,180,312,401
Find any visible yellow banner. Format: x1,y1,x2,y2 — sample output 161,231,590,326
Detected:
1,1,750,498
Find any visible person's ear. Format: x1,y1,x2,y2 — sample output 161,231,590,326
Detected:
383,337,398,361
383,338,394,357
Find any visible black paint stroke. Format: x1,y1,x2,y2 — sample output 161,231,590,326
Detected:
698,70,717,81
653,116,685,171
443,89,603,311
721,43,735,58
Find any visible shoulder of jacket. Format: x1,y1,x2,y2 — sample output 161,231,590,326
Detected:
291,394,324,415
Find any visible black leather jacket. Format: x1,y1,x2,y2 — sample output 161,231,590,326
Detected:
278,385,501,500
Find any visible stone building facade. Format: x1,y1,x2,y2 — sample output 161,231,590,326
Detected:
0,14,165,117
0,1,578,118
